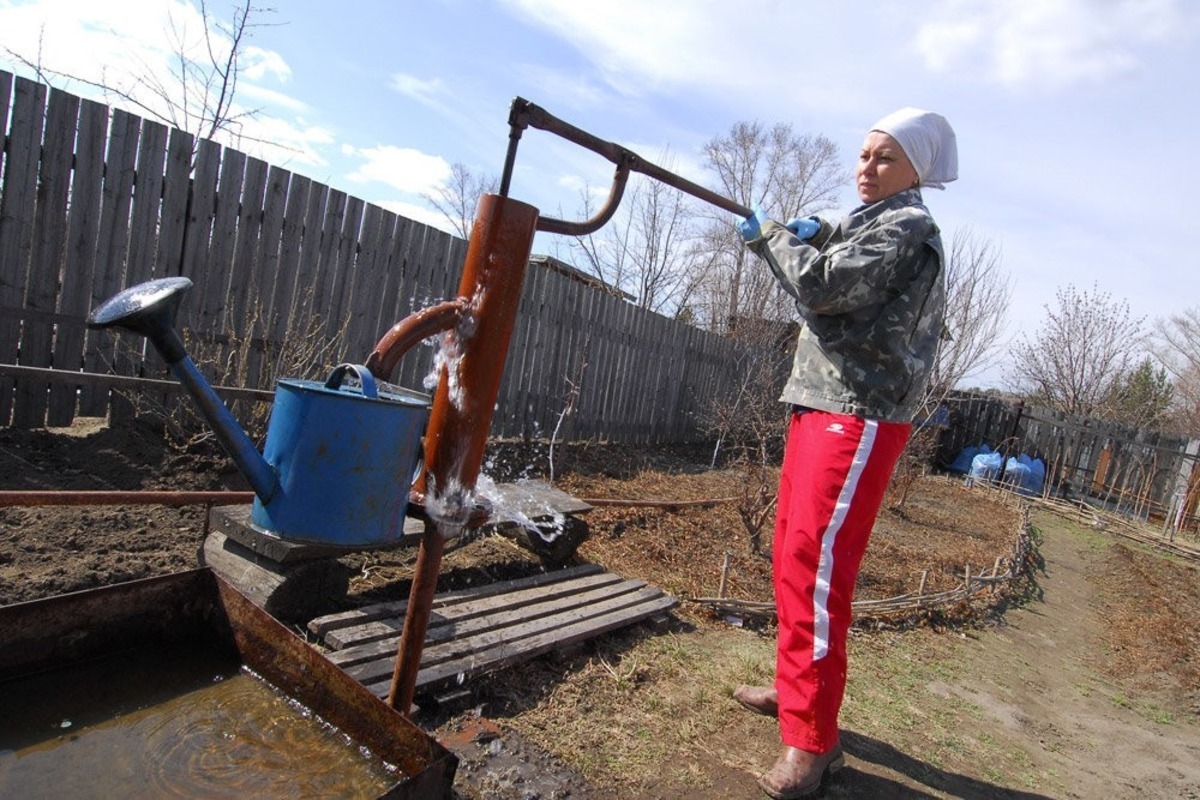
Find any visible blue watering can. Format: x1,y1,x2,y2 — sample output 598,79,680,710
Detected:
87,277,429,547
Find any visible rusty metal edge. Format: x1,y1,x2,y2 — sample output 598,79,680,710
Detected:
0,568,458,799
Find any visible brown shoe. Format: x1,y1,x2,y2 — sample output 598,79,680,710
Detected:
757,743,845,799
733,684,779,717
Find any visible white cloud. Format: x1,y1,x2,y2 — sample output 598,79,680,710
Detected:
233,114,335,169
238,83,308,113
498,0,728,95
344,145,451,194
1,0,200,89
916,0,1200,90
556,173,586,193
491,0,900,123
0,0,313,159
242,46,291,83
509,64,609,112
390,72,443,104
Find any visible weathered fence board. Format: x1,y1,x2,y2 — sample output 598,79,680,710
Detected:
178,137,221,320
197,145,243,335
13,88,76,427
0,76,46,424
79,109,139,416
158,127,193,279
266,172,307,349
47,98,109,425
128,120,168,289
0,71,10,189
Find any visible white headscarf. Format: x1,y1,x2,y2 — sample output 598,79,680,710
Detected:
870,107,958,190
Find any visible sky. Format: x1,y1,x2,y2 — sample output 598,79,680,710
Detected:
1,0,1197,388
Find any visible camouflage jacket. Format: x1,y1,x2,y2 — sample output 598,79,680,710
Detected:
745,188,945,422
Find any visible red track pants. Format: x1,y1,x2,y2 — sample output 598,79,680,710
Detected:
773,409,911,752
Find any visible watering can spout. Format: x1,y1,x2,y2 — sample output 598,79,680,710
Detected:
87,277,281,504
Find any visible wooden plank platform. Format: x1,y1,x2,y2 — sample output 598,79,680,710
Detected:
308,564,677,700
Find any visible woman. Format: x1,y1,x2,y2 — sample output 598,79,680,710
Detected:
734,107,958,799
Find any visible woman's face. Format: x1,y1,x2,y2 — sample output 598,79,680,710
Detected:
856,132,919,204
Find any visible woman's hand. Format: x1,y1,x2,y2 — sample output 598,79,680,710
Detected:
737,205,769,241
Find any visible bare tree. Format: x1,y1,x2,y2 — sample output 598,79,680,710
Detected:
570,164,699,314
2,26,53,85
1007,283,1146,417
693,120,844,332
424,161,499,239
930,229,1012,395
884,231,1012,510
122,1,272,148
1154,306,1200,435
700,318,792,555
4,1,277,163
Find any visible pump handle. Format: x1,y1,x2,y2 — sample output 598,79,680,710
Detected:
501,97,753,236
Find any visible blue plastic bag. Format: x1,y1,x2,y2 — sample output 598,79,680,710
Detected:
966,450,1003,485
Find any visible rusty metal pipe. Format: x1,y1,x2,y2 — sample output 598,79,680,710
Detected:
388,193,540,714
0,490,255,507
536,163,630,237
365,298,469,383
503,96,752,235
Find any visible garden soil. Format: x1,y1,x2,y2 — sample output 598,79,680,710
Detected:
2,417,1199,798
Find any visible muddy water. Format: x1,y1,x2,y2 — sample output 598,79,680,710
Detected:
0,641,400,798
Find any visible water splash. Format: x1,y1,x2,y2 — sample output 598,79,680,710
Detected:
421,284,488,415
422,473,470,542
475,475,566,544
423,470,568,545
423,331,465,413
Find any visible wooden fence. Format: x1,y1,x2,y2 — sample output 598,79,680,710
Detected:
938,390,1199,527
0,70,752,443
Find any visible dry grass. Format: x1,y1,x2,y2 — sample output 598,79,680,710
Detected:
558,469,1021,621
1094,538,1200,712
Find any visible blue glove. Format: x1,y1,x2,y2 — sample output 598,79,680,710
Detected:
737,205,768,242
785,216,821,241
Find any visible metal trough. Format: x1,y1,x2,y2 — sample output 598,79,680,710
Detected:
0,569,457,798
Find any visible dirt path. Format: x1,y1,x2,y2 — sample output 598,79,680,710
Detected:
833,514,1200,799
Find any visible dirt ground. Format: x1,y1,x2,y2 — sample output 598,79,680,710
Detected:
2,417,1199,798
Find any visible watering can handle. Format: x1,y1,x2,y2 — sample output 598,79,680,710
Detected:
325,363,379,399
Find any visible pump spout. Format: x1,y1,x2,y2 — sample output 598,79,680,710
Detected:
87,277,280,503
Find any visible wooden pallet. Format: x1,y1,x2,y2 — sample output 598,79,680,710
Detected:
308,564,677,700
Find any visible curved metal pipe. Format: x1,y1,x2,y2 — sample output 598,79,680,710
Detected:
504,96,752,236
365,298,470,383
536,163,630,237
